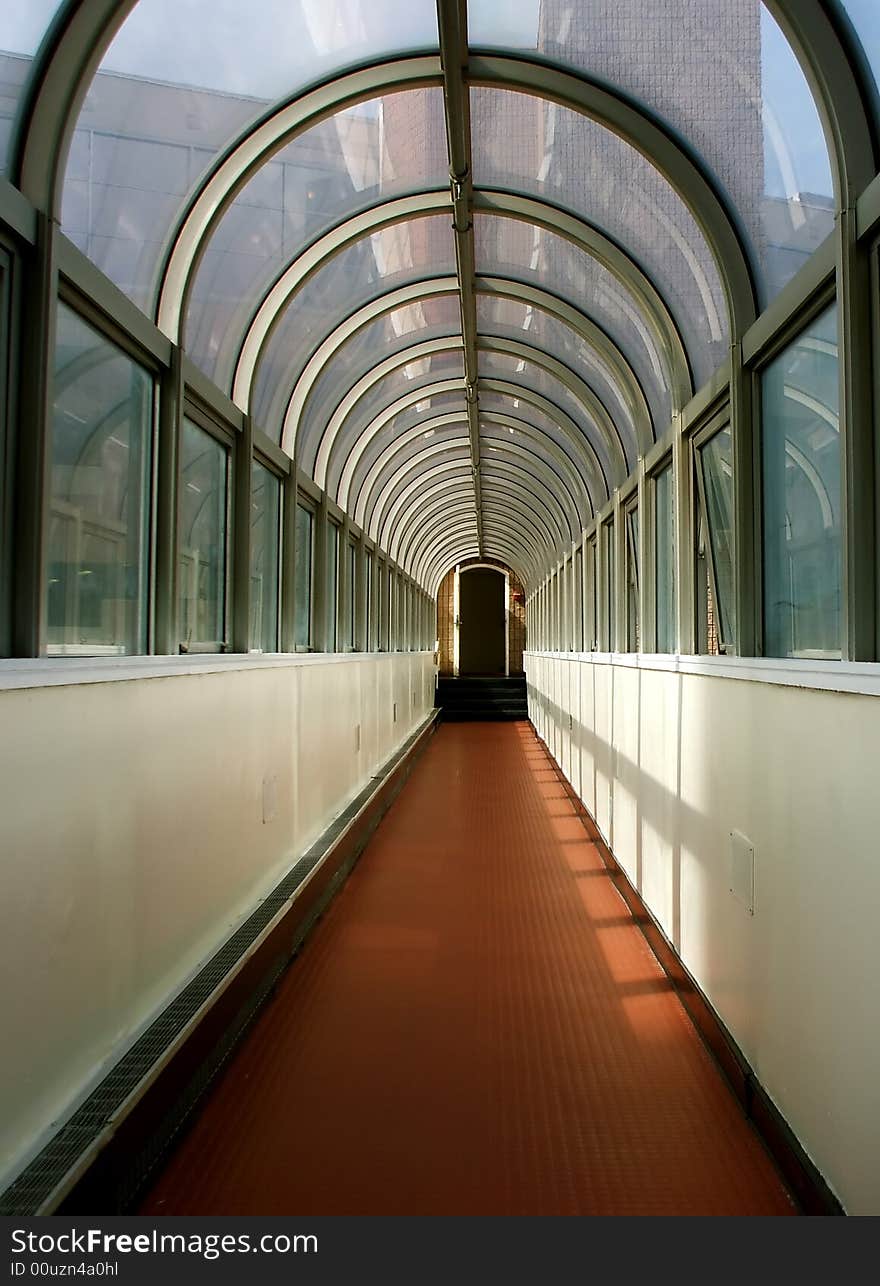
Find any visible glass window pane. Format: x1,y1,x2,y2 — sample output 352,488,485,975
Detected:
365,550,374,648
475,213,672,432
840,3,880,112
762,304,840,657
298,295,461,471
327,521,339,650
348,540,357,649
186,88,450,389
294,502,313,647
698,427,735,647
250,461,281,651
471,85,730,388
0,1,64,175
253,215,457,436
47,304,153,656
469,1,835,303
602,517,615,650
655,463,676,652
179,419,228,646
574,545,584,650
60,0,439,313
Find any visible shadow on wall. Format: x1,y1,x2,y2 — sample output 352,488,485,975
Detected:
524,652,880,1215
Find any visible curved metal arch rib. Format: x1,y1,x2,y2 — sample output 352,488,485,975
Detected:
478,454,575,549
155,58,442,338
479,377,609,500
280,275,651,464
375,459,476,559
417,522,535,591
467,55,757,329
230,191,452,408
351,414,472,535
314,337,465,481
371,441,476,547
480,411,592,526
322,333,630,503
399,501,480,575
233,185,692,426
395,482,488,571
473,188,692,407
393,462,571,572
414,522,483,586
341,369,603,527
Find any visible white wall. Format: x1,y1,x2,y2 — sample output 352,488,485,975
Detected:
526,651,880,1216
0,651,435,1188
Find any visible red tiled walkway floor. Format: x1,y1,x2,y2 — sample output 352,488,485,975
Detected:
141,722,794,1215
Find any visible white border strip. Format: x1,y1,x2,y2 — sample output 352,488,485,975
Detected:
525,650,880,698
0,651,436,692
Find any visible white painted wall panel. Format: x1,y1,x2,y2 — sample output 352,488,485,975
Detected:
0,653,434,1188
525,652,880,1215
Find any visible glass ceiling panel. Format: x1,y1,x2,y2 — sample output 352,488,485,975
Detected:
471,86,728,389
481,427,585,519
324,349,463,457
838,2,880,113
252,215,457,438
469,1,835,303
478,350,615,486
475,294,639,453
0,0,63,174
474,212,671,430
319,356,465,493
298,295,461,460
481,458,575,537
478,389,600,504
359,424,471,513
185,87,449,389
60,0,439,315
373,442,472,532
336,390,467,502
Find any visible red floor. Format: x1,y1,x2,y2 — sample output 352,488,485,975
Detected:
140,722,795,1215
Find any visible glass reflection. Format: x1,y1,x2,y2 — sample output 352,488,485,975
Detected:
179,419,228,647
294,502,313,647
47,304,153,656
655,463,676,652
762,304,840,657
250,461,281,651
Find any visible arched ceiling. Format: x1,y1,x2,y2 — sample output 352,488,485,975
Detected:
2,0,872,592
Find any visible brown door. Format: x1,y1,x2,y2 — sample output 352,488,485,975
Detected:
459,569,505,674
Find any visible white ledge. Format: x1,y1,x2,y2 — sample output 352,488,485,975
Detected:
0,651,436,692
523,650,880,698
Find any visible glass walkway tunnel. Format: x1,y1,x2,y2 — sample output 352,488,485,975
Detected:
0,0,879,1216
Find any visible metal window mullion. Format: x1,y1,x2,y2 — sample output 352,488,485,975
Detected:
13,213,58,656
731,341,758,657
154,344,183,653
838,207,876,660
232,413,255,652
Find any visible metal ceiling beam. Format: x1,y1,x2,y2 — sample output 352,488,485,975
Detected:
231,191,451,409
468,54,758,328
318,334,630,500
279,274,651,462
227,185,690,435
438,0,483,554
350,413,470,533
375,446,475,546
